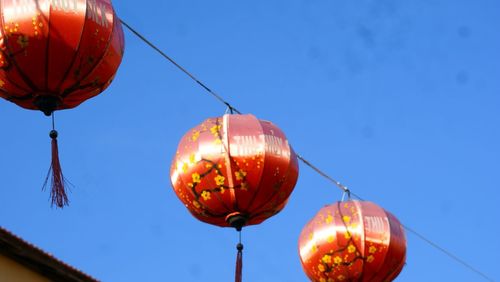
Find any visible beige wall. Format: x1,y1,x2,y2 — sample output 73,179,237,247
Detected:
0,254,51,282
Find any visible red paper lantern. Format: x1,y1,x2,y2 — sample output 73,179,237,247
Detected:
298,200,406,282
0,0,124,207
170,114,299,230
0,0,124,115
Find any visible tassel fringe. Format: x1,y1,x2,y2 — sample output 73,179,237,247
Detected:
42,130,69,208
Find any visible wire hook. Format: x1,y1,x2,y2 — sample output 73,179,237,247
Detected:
224,102,234,114
341,188,351,202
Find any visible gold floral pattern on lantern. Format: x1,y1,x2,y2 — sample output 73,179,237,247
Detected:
322,255,332,264
201,191,211,201
192,173,201,184
172,127,257,214
235,169,247,181
189,153,196,164
298,201,407,282
170,114,298,229
191,130,200,142
192,200,201,209
17,35,29,48
214,175,225,186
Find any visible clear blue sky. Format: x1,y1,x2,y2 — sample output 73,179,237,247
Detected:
1,0,499,281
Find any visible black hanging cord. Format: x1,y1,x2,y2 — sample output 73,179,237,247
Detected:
296,154,356,198
402,224,494,282
120,19,495,282
119,19,241,115
50,112,57,135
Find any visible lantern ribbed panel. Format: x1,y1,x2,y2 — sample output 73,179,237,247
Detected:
170,114,299,228
298,200,406,282
0,0,124,111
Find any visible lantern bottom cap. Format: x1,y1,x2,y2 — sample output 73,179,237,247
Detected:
226,212,248,231
34,95,61,116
